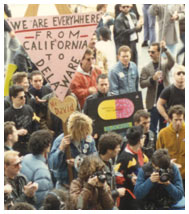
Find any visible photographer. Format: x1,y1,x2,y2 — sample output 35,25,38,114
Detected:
134,149,184,209
98,132,126,207
69,155,114,210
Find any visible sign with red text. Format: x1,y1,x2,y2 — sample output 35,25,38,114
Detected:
48,95,77,122
7,12,102,100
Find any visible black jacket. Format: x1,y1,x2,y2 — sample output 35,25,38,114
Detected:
113,12,142,49
6,174,36,205
13,47,38,73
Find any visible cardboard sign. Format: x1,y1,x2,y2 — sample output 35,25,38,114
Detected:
48,95,77,122
86,92,143,136
7,12,102,100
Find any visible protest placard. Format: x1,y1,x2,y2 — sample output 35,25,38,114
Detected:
7,12,101,100
86,92,144,136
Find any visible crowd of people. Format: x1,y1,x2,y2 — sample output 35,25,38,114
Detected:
4,4,185,210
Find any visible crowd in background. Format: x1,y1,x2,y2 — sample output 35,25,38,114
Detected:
4,4,185,210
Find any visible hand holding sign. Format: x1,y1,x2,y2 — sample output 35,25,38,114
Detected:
48,95,77,184
59,134,71,151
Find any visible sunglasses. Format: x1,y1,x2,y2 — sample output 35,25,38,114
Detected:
177,71,185,76
122,6,130,9
86,57,94,62
17,95,26,100
148,50,155,54
11,161,22,167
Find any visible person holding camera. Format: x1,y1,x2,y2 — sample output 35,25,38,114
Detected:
134,149,184,210
98,132,126,208
69,155,114,210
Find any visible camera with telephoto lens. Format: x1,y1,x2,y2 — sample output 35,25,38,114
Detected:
91,171,107,183
154,168,170,182
159,168,170,182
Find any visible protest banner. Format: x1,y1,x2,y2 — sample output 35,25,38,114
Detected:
7,12,102,100
86,92,144,136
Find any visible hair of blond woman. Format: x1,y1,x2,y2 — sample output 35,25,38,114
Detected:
67,111,93,142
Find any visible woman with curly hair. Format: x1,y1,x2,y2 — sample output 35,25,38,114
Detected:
48,112,97,190
20,130,53,209
69,155,114,210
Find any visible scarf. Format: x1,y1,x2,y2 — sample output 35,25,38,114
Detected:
126,144,144,166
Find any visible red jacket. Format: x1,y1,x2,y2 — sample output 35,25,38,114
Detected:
70,66,101,108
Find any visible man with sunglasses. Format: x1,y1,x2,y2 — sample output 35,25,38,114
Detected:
157,64,185,122
113,4,143,64
4,150,38,208
70,48,101,109
4,72,35,110
140,41,175,135
4,85,36,155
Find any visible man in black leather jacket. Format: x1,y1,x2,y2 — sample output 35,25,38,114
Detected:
113,4,143,64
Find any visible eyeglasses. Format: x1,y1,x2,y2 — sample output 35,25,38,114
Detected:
177,71,185,76
17,95,26,100
122,5,130,9
148,50,155,54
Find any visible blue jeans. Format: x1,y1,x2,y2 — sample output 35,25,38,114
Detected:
166,44,177,58
177,32,185,64
142,5,156,44
148,106,166,136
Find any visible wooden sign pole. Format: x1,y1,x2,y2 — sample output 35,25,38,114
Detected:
24,4,71,17
48,95,77,184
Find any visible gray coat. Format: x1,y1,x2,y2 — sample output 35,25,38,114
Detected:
140,50,175,109
149,4,180,45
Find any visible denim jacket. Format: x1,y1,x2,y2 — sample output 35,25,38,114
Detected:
108,61,139,95
48,133,97,185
